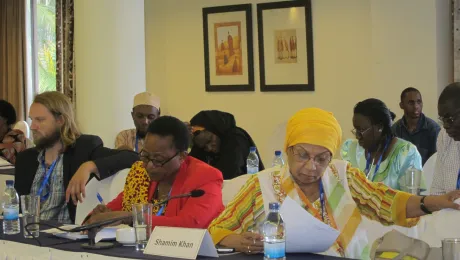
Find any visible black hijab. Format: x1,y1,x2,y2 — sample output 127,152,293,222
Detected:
189,110,264,179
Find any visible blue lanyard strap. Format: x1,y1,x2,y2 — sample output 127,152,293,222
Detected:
37,156,61,201
155,188,172,216
365,137,391,181
135,135,139,152
456,169,460,190
319,181,325,222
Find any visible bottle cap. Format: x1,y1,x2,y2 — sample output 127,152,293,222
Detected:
275,151,282,156
250,147,257,152
5,180,14,186
269,202,280,210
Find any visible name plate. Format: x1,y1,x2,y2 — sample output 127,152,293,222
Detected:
143,226,218,259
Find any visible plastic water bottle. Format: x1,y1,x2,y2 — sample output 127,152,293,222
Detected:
262,202,286,260
272,151,284,168
2,180,20,235
246,147,259,174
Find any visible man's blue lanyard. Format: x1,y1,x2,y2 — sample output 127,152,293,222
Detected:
365,137,391,181
456,169,460,190
155,188,172,216
319,181,325,222
135,135,139,152
37,156,61,202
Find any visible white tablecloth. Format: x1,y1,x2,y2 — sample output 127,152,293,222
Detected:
0,240,131,260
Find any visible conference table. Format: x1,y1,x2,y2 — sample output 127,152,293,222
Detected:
0,220,349,260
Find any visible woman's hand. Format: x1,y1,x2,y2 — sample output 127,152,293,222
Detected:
84,211,131,226
407,190,460,218
219,232,264,254
92,204,112,215
427,190,460,212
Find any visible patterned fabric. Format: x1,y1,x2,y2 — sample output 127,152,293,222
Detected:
56,0,75,103
115,129,144,152
208,161,417,259
122,161,150,211
30,151,70,223
340,138,424,191
430,129,460,195
0,129,27,164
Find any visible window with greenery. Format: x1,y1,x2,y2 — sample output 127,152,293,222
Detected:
36,0,56,93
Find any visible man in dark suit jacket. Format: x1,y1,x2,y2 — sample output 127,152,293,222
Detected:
15,91,138,224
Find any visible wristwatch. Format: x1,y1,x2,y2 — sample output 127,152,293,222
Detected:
420,196,432,214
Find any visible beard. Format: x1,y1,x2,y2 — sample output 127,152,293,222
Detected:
34,128,62,150
137,130,147,138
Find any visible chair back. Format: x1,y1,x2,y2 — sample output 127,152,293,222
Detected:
75,168,130,224
222,174,251,206
100,168,130,202
422,153,437,195
13,121,30,139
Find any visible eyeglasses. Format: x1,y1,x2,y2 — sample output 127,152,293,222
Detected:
139,150,179,167
351,127,372,137
290,146,332,167
438,113,460,126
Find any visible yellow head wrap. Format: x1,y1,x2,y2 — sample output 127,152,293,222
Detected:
284,108,342,156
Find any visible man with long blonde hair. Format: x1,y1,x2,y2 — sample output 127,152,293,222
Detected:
14,91,138,224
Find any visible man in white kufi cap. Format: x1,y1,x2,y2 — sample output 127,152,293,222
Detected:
115,92,160,152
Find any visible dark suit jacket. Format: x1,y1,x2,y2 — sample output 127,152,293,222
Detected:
14,134,139,223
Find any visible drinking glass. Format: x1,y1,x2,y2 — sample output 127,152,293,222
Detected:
404,168,422,195
132,203,152,251
442,238,460,260
20,195,40,238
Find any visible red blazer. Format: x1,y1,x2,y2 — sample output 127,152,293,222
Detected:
106,156,224,229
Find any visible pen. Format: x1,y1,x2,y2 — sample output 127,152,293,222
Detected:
96,193,104,205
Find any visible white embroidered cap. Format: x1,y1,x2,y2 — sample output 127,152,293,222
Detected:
133,92,160,109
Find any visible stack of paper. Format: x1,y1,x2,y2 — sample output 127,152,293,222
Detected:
42,224,129,242
0,157,13,169
280,196,340,253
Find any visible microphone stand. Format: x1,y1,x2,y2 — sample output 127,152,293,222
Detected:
79,215,133,250
25,189,205,250
76,193,195,250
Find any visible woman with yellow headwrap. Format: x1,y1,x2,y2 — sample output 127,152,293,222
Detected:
208,108,460,259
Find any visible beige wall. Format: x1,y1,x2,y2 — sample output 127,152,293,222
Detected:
145,0,452,163
75,0,147,147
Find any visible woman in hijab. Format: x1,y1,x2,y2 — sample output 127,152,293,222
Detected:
341,98,424,191
208,108,460,259
189,110,264,179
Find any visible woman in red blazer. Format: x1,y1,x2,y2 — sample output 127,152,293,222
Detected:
84,116,224,229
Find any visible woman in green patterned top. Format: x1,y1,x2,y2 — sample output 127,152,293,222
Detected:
341,98,425,191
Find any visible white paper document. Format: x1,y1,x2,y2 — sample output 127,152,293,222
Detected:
42,224,128,242
280,196,340,253
0,157,13,168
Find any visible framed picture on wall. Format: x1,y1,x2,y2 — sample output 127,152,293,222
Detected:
257,0,314,92
202,4,254,92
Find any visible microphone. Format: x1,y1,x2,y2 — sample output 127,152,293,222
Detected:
74,189,205,249
74,189,205,232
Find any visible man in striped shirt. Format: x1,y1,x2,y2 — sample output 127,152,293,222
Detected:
430,83,460,195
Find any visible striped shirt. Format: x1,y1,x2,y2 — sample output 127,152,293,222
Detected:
115,129,144,152
430,129,460,195
30,151,71,224
209,161,415,246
